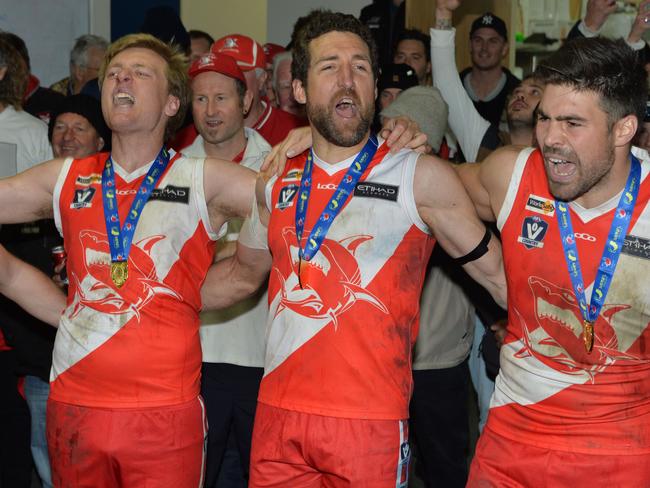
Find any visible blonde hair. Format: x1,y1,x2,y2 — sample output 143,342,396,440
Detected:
99,33,189,141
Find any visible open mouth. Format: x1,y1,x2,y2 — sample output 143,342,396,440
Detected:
205,119,222,128
113,92,135,106
335,97,358,119
546,156,577,179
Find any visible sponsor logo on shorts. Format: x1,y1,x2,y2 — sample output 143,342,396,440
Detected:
518,216,548,249
525,194,555,216
276,184,298,209
353,182,399,202
71,187,96,209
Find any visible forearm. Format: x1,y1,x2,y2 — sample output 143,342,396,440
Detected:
461,238,507,309
430,28,490,162
201,241,271,310
0,248,64,327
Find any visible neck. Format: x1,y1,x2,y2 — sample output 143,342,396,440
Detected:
110,132,165,172
470,67,503,98
575,147,632,209
508,124,534,146
311,128,371,164
202,129,247,160
0,102,6,113
244,98,265,128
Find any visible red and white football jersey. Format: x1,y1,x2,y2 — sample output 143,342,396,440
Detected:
259,140,435,420
492,147,650,454
50,152,220,408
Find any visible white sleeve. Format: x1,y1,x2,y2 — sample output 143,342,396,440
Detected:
430,28,491,162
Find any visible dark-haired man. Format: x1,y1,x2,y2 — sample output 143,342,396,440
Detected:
202,9,506,487
460,37,650,486
189,30,214,63
393,29,431,85
459,12,519,127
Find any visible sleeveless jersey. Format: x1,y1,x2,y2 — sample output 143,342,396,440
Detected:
492,146,650,454
259,140,435,420
50,152,220,408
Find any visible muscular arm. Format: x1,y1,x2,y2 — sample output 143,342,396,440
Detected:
0,158,63,222
201,169,273,310
203,157,257,232
414,154,506,307
0,245,65,327
455,145,520,222
201,241,272,310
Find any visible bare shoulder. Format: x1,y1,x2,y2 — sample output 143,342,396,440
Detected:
479,144,527,196
203,156,256,203
413,153,467,206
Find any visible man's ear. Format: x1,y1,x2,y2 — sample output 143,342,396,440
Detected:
293,78,306,105
613,114,638,147
243,89,254,116
0,66,7,82
164,94,180,118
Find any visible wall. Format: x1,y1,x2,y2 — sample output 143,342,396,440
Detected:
181,0,267,43
266,0,368,46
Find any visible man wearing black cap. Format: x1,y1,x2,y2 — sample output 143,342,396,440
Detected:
49,94,110,158
377,63,419,111
459,12,520,127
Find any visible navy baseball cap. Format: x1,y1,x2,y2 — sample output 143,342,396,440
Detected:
470,13,508,41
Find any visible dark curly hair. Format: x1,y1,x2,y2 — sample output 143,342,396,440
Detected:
0,37,28,109
535,37,647,127
291,9,379,86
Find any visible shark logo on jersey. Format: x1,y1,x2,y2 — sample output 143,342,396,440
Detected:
512,276,641,381
274,227,388,328
69,230,182,319
52,230,183,379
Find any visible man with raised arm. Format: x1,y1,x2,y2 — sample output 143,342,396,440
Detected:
0,33,259,487
458,37,650,486
202,10,506,488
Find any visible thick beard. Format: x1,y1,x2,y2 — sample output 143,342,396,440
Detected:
307,92,374,148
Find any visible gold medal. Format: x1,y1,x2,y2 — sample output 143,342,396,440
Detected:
298,257,311,289
583,320,594,353
111,261,128,288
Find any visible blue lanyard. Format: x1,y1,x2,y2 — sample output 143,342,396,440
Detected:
295,134,378,265
101,147,170,264
556,154,641,351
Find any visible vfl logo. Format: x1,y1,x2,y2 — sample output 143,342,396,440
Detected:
71,187,96,209
525,194,555,216
517,216,548,249
276,184,298,210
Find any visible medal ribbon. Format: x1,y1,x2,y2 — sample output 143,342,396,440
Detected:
556,154,641,326
295,134,378,263
101,147,171,264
